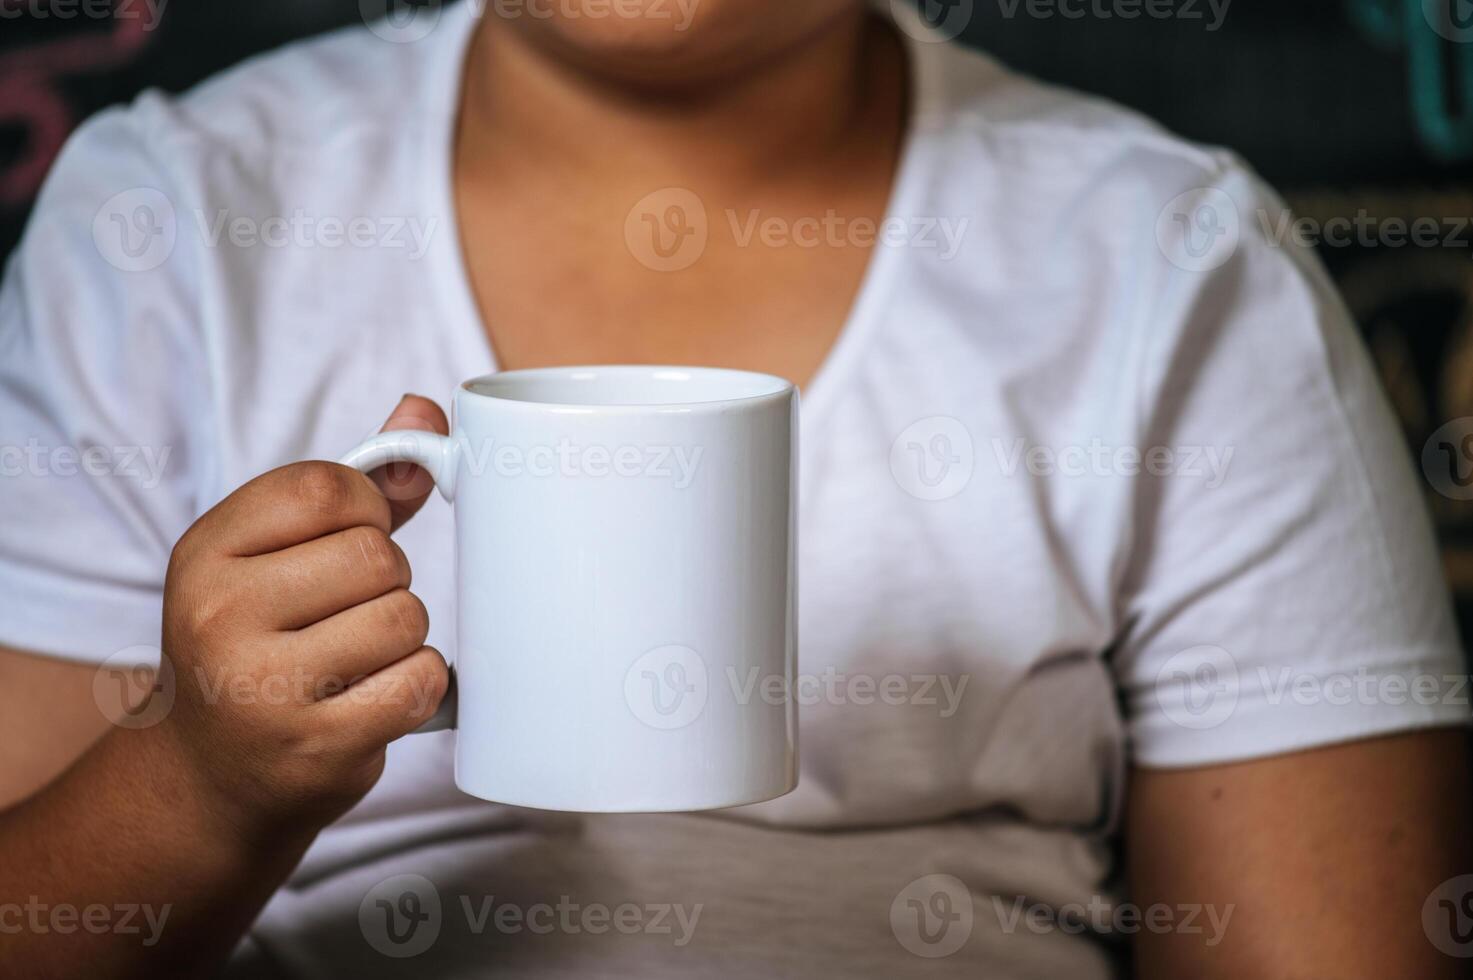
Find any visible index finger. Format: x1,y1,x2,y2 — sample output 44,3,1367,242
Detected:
195,461,393,558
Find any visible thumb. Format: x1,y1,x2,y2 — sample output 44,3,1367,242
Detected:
369,393,450,532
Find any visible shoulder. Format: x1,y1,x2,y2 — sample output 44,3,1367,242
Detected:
31,4,470,223
909,37,1286,280
920,39,1231,194
12,5,473,323
910,38,1319,327
6,11,467,395
898,39,1356,421
113,8,462,166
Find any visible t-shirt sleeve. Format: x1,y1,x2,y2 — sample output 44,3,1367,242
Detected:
1112,159,1470,767
0,103,207,669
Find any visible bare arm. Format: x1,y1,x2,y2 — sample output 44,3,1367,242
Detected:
1126,729,1473,979
0,649,112,809
0,398,450,979
0,696,319,978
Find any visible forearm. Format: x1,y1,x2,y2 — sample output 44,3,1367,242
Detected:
0,724,316,979
0,435,449,977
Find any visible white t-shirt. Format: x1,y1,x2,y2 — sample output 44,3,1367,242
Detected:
1,2,1466,976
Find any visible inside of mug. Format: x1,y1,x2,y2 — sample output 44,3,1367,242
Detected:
463,366,791,407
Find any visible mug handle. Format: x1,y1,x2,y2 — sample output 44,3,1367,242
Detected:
338,429,459,503
338,429,461,733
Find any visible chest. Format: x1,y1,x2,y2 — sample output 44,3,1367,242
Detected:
452,176,890,390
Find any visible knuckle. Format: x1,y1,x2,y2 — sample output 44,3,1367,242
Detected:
416,652,451,715
343,525,405,591
164,543,193,597
292,723,347,761
292,461,364,518
190,594,230,638
183,564,239,639
379,589,429,645
167,530,194,573
168,519,212,574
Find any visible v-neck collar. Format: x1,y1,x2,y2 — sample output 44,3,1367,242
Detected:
420,0,949,430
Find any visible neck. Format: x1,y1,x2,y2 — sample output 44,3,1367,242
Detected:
456,9,905,189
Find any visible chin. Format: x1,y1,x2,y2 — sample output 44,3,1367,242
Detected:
492,0,860,87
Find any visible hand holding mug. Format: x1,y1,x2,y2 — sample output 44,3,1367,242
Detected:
151,397,453,839
339,366,798,812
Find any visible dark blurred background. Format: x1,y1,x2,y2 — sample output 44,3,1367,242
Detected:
3,0,1471,636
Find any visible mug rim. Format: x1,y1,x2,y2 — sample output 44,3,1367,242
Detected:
458,365,795,413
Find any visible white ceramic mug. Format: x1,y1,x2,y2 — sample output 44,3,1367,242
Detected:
339,366,798,813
